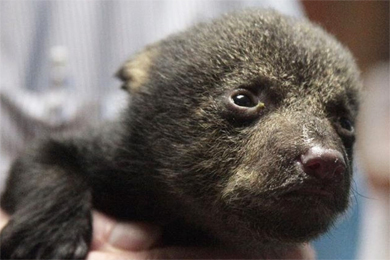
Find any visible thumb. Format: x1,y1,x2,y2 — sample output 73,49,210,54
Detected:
92,212,162,252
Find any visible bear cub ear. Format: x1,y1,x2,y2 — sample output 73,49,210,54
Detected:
116,46,159,94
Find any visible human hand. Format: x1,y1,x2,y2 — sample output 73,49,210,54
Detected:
0,210,242,259
86,212,250,259
0,210,315,259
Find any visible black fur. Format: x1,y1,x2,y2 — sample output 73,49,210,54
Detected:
1,9,361,259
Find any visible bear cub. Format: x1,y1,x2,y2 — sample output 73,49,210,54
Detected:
1,9,361,259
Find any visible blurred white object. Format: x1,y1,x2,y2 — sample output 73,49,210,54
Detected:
1,46,89,128
358,62,390,187
357,62,389,260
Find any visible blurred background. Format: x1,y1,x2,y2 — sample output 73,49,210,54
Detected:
303,1,389,259
0,1,389,259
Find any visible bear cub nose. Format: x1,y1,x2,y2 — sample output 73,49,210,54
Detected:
300,146,346,182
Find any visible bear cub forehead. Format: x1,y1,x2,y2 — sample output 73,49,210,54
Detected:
121,9,360,114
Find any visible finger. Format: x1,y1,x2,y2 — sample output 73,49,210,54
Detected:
0,210,9,230
283,243,316,260
144,246,246,259
107,221,161,252
92,212,161,252
146,244,315,259
87,251,149,260
88,246,243,260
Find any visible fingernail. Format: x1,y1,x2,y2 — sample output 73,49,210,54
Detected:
108,222,161,251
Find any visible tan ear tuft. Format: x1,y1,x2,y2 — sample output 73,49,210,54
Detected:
116,47,159,93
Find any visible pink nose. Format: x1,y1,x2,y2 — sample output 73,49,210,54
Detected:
300,146,346,182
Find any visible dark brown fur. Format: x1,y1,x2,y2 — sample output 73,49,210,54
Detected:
1,9,361,259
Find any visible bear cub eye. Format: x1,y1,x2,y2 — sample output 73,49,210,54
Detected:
230,89,261,108
339,117,354,132
232,93,257,107
224,89,266,122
